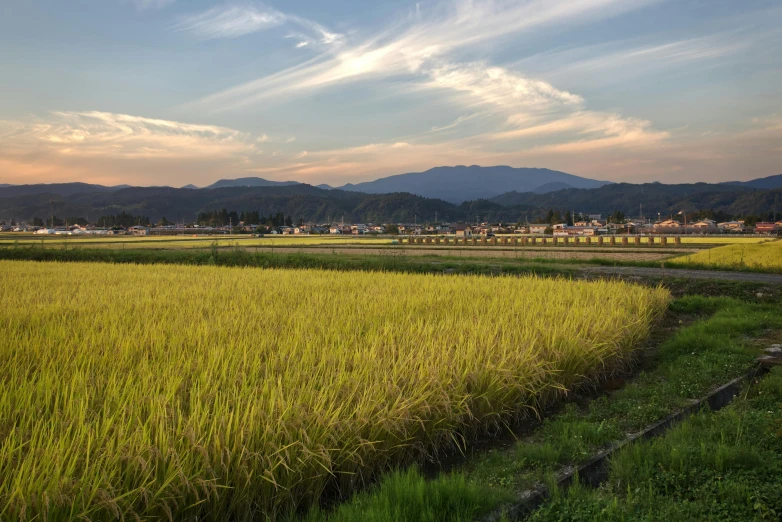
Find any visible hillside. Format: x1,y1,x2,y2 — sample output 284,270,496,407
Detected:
338,165,609,203
2,182,778,225
0,183,130,198
723,174,782,190
489,183,772,217
0,185,474,224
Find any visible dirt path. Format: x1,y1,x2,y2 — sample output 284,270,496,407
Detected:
580,266,782,284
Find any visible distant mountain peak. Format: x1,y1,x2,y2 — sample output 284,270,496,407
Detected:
207,177,300,189
336,165,609,203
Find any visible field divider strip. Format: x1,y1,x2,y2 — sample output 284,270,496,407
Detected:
480,359,773,522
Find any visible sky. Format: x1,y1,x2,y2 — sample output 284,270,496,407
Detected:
0,0,780,188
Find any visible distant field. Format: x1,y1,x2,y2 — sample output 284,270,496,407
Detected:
677,236,771,244
670,239,782,272
0,235,394,248
0,260,669,521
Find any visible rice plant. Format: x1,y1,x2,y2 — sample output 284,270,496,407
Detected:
0,261,669,521
670,239,782,272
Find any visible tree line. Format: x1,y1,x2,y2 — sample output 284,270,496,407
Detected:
196,209,296,227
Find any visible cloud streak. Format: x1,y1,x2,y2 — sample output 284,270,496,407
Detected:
174,2,344,46
188,0,660,110
0,111,268,165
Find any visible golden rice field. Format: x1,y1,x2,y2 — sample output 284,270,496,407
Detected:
676,236,770,244
0,235,393,249
670,239,782,272
0,261,670,520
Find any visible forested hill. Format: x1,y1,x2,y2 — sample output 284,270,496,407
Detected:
0,185,481,224
1,183,779,224
490,183,782,219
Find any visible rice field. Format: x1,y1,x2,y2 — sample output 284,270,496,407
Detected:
0,261,670,520
0,235,393,249
670,239,782,272
676,236,770,244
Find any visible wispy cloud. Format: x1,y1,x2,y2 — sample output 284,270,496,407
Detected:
188,0,661,110
174,2,344,46
517,33,751,86
0,111,265,160
173,4,285,39
0,111,285,185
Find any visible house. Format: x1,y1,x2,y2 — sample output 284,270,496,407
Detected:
529,224,550,235
35,228,55,235
129,226,150,236
718,221,746,233
351,224,368,235
754,222,779,235
566,226,597,236
692,219,718,231
654,219,681,231
452,224,472,238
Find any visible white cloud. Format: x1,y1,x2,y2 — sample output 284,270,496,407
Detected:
0,111,261,160
425,62,583,110
188,0,660,110
174,2,344,45
174,4,285,39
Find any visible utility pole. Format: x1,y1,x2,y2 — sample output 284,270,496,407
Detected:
49,199,54,229
229,216,233,235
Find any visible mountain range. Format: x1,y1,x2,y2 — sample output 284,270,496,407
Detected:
1,166,780,224
1,181,780,226
335,166,610,202
1,166,610,203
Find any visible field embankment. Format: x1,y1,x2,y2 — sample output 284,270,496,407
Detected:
0,260,669,521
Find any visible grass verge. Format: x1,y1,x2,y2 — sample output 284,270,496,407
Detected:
530,366,782,521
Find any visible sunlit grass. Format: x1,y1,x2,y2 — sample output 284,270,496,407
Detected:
670,239,782,272
0,261,669,521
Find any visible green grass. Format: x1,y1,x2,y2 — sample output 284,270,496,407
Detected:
293,296,782,521
296,467,512,522
529,366,782,521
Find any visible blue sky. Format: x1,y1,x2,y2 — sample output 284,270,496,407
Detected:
1,0,780,187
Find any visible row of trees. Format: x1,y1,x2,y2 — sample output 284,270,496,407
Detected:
27,216,90,227
196,209,297,227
